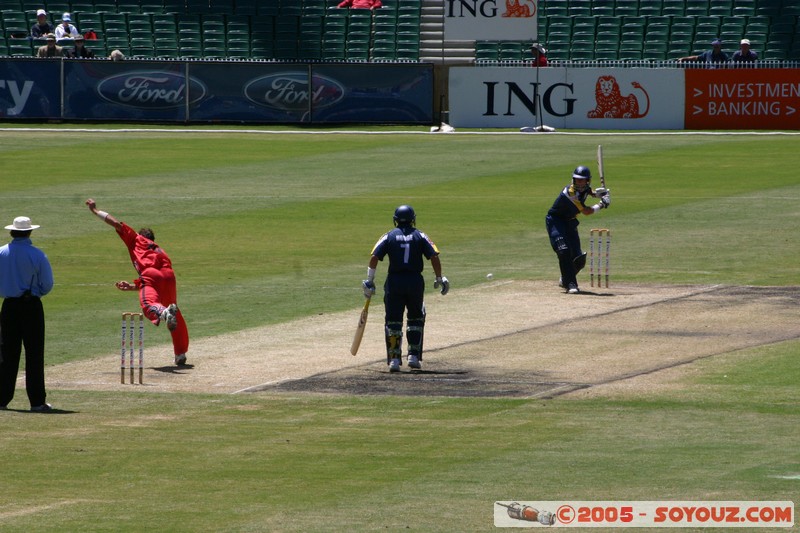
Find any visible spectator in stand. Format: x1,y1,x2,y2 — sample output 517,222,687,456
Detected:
67,35,95,58
83,28,98,40
36,34,63,57
337,0,382,8
530,42,548,67
55,12,80,40
677,38,729,64
30,9,54,39
732,38,758,63
109,49,125,61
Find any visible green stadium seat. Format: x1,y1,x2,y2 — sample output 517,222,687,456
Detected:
234,0,258,16
395,48,418,61
209,0,234,15
591,5,615,17
543,2,567,17
618,49,642,60
116,1,141,15
614,0,638,17
187,0,211,14
638,0,662,17
163,0,187,15
662,0,685,16
593,49,617,60
709,0,733,16
685,0,709,16
474,40,499,61
179,47,203,58
8,37,32,56
0,0,21,13
763,48,787,60
568,2,591,17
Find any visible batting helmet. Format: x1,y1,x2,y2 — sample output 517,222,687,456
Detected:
572,165,592,182
393,205,416,227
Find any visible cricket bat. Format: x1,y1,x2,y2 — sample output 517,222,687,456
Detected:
596,144,606,189
350,297,371,356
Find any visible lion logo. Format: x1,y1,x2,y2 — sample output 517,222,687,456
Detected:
502,0,536,18
587,76,650,119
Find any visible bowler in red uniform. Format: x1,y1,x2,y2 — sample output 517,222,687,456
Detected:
86,199,189,366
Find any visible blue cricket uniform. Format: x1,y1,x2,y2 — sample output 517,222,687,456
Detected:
371,226,439,363
545,183,593,290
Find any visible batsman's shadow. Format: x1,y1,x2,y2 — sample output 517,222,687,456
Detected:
367,368,468,376
152,364,195,374
577,290,615,297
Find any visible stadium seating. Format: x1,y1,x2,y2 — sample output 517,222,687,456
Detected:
0,0,796,63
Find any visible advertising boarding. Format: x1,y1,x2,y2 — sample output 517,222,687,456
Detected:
449,66,685,129
444,0,539,41
0,59,60,118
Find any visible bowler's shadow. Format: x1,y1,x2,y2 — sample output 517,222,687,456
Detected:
153,364,195,374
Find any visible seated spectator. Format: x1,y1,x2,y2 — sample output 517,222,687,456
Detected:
337,0,382,8
109,49,125,61
677,38,729,64
36,34,63,57
530,42,548,67
67,35,95,58
732,38,758,63
30,9,54,39
54,13,80,40
83,28,98,40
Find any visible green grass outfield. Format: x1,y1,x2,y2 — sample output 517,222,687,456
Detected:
0,129,798,531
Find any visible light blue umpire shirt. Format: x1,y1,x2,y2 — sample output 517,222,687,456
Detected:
0,237,54,298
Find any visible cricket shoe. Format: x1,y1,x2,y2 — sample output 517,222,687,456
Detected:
558,277,564,288
174,353,187,366
30,403,53,413
160,304,178,331
408,355,421,369
389,358,401,372
567,283,580,294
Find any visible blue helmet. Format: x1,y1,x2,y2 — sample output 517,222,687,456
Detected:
572,165,592,191
393,205,416,227
572,165,592,182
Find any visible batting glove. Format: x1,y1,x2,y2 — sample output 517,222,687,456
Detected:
594,187,609,196
434,276,450,295
600,194,611,208
362,280,376,298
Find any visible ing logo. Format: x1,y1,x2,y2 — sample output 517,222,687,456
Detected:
502,0,536,17
587,75,651,119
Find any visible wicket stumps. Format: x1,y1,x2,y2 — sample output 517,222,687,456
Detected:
121,312,144,384
589,228,611,288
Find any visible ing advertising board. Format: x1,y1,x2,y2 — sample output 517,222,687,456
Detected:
444,0,539,41
449,66,685,129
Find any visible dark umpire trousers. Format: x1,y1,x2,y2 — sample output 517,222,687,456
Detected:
0,295,47,407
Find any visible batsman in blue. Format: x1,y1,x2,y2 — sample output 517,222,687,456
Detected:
363,205,449,373
545,166,611,294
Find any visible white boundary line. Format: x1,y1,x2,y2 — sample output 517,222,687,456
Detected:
1,127,800,136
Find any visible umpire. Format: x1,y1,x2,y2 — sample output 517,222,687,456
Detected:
0,216,54,412
363,205,449,372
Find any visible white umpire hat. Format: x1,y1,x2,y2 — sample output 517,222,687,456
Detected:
5,216,40,231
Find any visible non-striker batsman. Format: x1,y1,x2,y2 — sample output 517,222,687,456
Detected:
362,205,449,372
